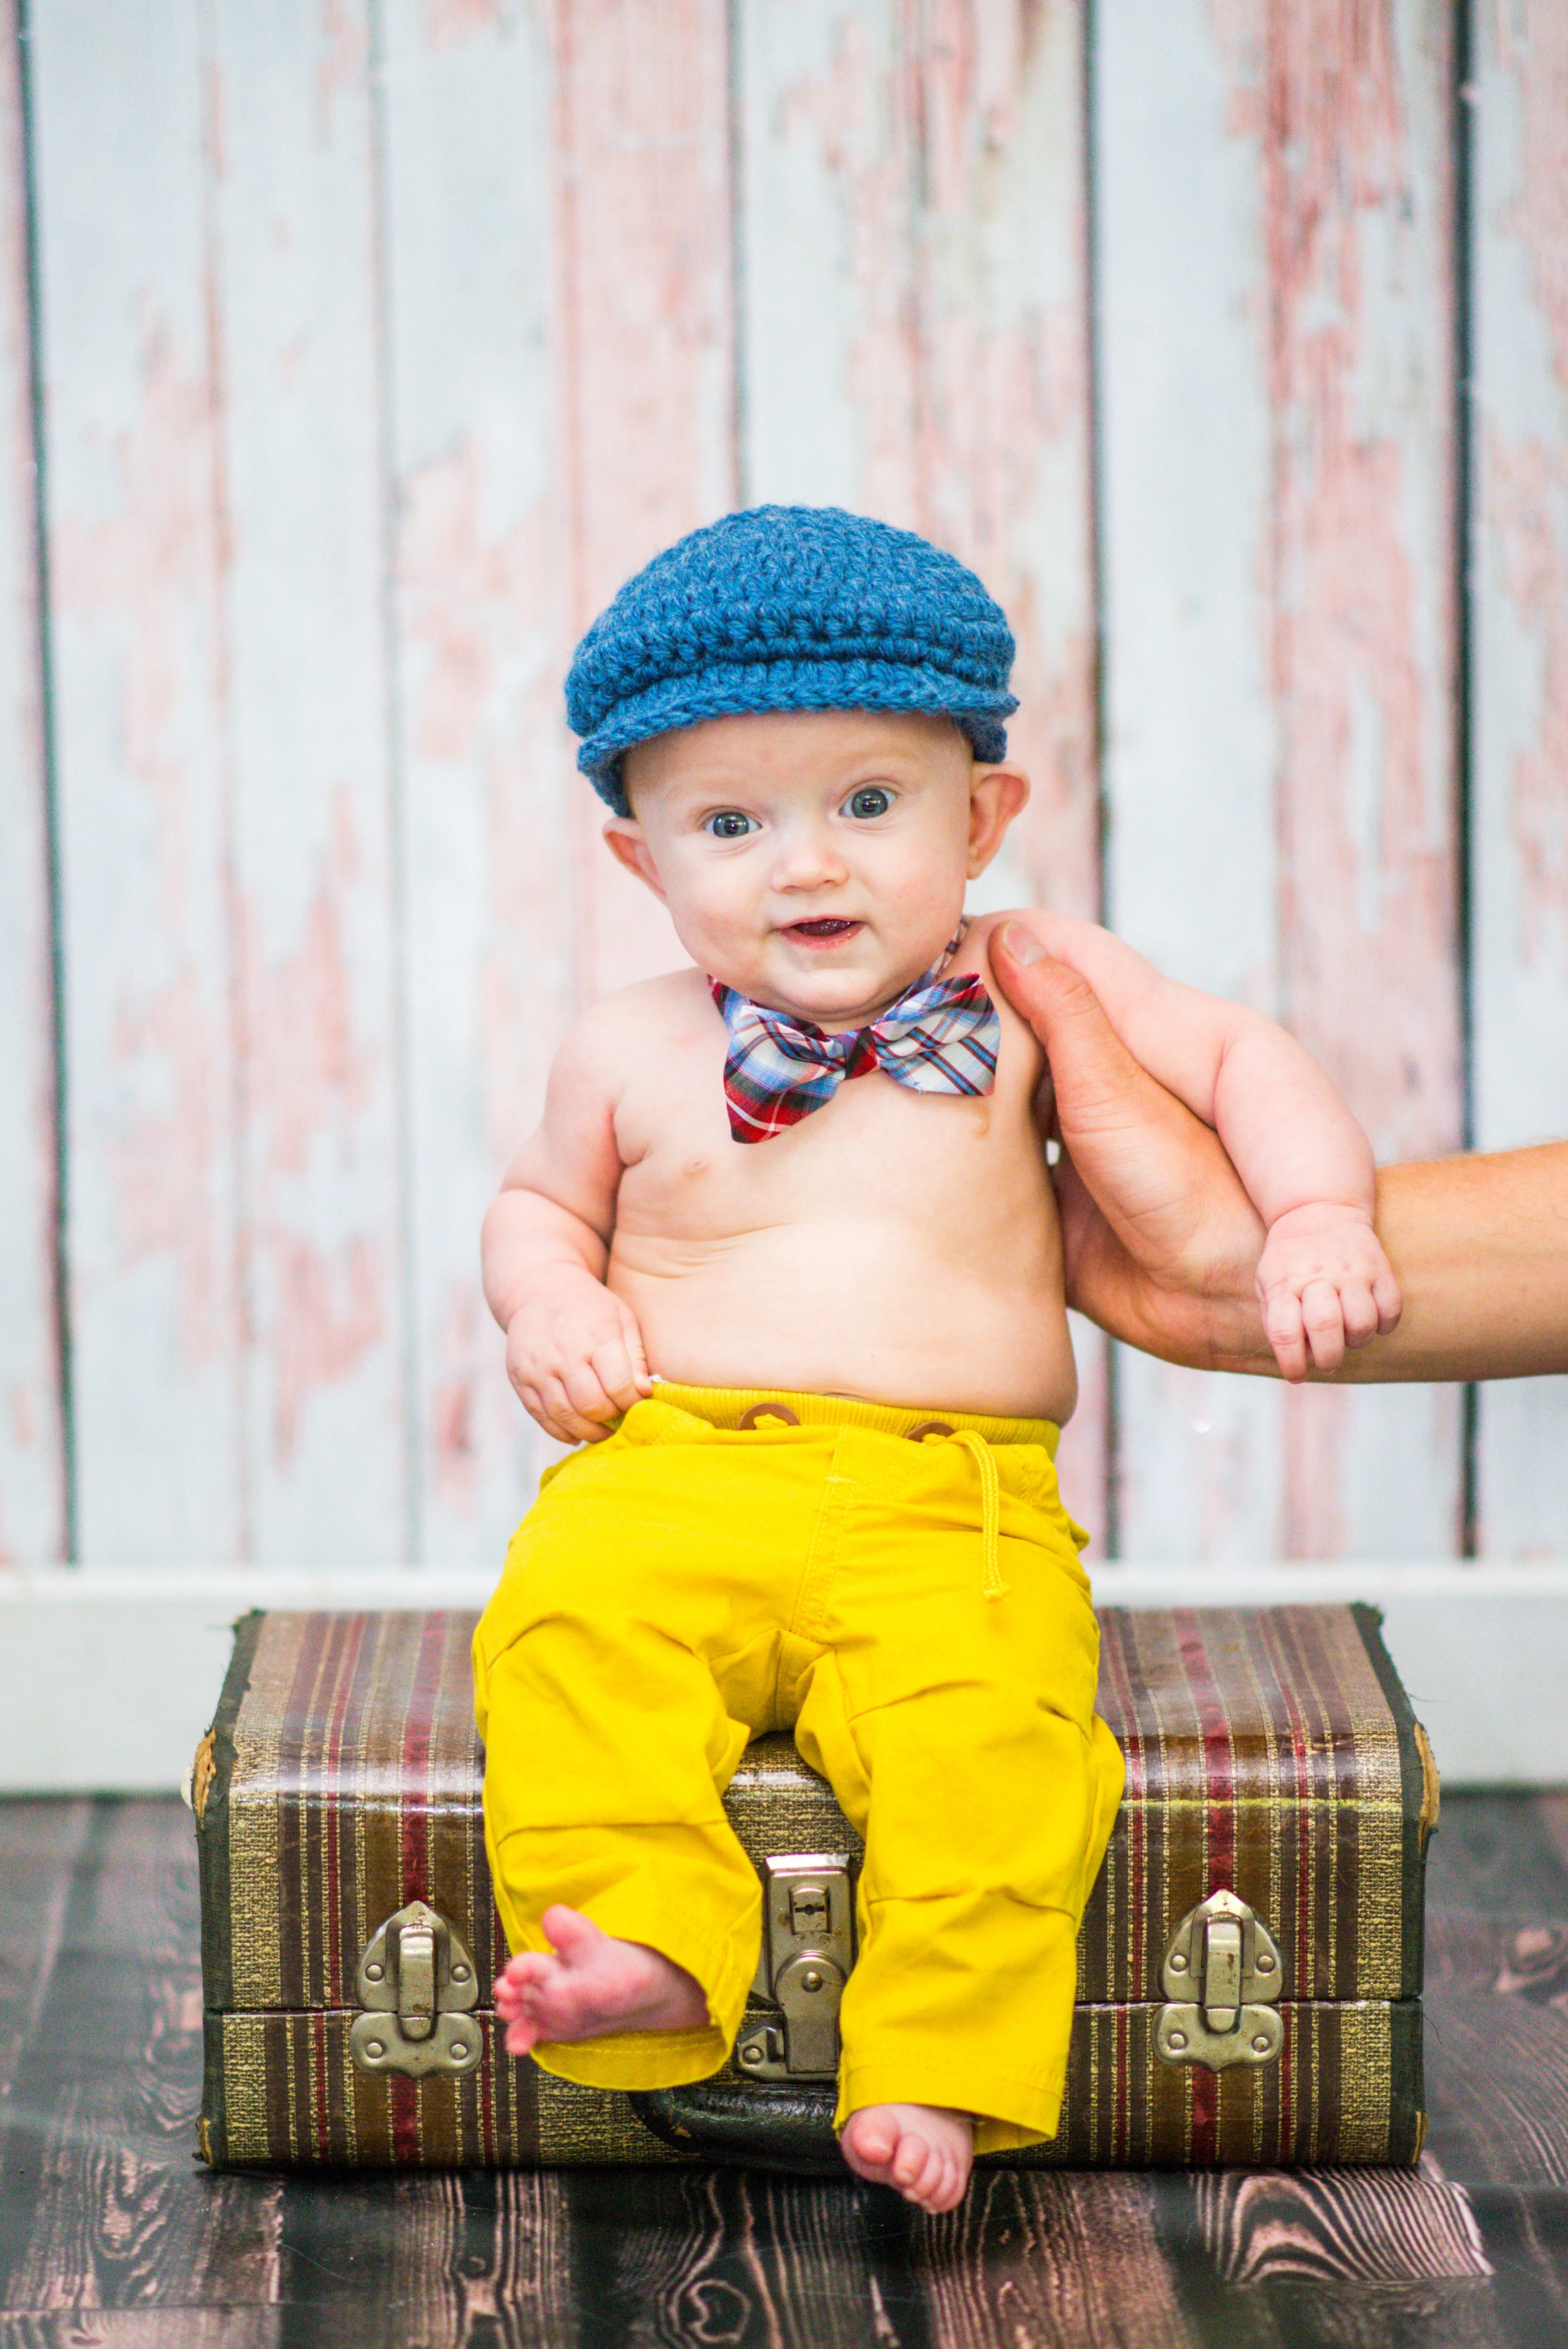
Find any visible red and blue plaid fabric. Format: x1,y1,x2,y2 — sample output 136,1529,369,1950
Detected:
709,928,1001,1143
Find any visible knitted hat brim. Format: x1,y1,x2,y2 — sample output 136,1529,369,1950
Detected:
580,658,1020,812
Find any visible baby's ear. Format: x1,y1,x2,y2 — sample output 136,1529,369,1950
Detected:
968,766,1030,877
602,818,666,900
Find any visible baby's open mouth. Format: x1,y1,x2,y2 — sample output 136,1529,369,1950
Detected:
784,918,862,943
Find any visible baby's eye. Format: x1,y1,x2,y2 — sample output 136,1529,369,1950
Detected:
846,786,893,820
705,810,757,840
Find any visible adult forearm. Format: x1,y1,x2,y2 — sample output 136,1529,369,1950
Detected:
1193,1147,1568,1382
1313,1148,1568,1383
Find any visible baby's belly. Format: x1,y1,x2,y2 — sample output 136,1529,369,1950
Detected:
609,1220,1078,1425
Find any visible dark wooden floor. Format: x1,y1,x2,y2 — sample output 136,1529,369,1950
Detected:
1,1796,1566,2347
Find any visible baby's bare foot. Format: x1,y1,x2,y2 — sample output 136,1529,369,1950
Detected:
492,1905,708,2057
839,2102,974,2212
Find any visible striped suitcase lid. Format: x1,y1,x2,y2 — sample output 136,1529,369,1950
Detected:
195,1602,1433,2021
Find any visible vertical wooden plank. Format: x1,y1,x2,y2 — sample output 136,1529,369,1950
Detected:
0,0,66,1565
381,0,571,1563
738,0,1108,1544
32,0,245,1563
1099,0,1463,1563
209,0,408,1562
1471,0,1568,1560
556,0,738,1007
35,0,407,1564
386,0,736,1558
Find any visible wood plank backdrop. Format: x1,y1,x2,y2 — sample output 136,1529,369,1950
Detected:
0,0,1562,1572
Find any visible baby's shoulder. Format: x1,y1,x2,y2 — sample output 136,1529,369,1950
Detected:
551,965,713,1087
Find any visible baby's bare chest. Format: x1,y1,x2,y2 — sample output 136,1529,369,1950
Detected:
613,1023,1049,1246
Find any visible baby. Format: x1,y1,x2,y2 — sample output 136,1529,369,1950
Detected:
475,508,1400,2213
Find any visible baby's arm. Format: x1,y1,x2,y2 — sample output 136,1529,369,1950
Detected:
482,1007,652,1444
1005,914,1402,1380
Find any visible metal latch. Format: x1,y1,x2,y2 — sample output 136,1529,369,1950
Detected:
735,1854,854,2080
1155,1889,1284,2072
350,1899,484,2079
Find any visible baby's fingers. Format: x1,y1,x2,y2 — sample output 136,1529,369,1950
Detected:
588,1335,650,1414
535,1373,616,1446
1339,1280,1380,1349
1261,1285,1310,1383
1373,1268,1403,1334
1301,1279,1347,1374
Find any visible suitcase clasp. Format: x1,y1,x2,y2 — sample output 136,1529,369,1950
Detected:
1156,1890,1284,2072
350,1899,484,2079
735,1854,855,2080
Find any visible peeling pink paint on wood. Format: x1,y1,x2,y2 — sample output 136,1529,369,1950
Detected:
0,0,65,1561
236,801,390,1465
1200,1,1461,1556
54,305,241,1384
318,0,369,124
398,439,570,1150
1486,0,1568,970
1486,430,1568,962
267,1235,386,1462
427,0,503,48
551,0,738,1003
54,308,225,945
102,968,234,1370
1253,2,1460,1162
1470,0,1568,1557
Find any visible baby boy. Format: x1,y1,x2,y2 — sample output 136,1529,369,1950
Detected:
474,508,1401,2213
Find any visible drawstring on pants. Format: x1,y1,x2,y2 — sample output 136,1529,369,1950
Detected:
927,1427,1008,1600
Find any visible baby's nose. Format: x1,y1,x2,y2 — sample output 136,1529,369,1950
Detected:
770,822,846,888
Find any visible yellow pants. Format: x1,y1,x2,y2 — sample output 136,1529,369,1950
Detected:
473,1383,1125,2154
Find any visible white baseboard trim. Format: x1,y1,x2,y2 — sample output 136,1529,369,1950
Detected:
1,1562,1563,1794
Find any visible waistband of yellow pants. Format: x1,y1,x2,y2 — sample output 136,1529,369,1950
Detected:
645,1381,1059,1455
645,1383,1060,1602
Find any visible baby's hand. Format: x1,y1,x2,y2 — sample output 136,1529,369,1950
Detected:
1255,1203,1402,1381
506,1267,652,1444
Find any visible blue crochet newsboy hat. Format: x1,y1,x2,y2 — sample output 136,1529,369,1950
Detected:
566,505,1018,814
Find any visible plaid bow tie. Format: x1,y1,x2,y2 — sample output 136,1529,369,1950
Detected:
708,927,1000,1144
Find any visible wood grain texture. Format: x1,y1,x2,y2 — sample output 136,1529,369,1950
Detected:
380,0,569,1565
0,1802,90,2107
0,1803,281,2316
737,0,1108,1546
916,2172,1193,2348
1098,0,1465,1563
1469,0,1568,1559
1425,1913,1568,2188
1193,2167,1490,2284
561,2167,928,2348
0,0,66,1569
3,1795,1568,2343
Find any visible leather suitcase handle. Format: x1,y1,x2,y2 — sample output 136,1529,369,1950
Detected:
631,2082,843,2173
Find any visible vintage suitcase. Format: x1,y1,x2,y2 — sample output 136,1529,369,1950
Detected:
192,1602,1437,2172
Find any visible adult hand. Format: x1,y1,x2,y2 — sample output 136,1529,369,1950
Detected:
990,925,1271,1371
990,922,1568,1383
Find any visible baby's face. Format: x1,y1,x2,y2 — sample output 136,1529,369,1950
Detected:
606,709,1027,1026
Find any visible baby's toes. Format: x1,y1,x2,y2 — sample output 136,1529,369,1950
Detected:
503,2012,541,2056
892,2129,934,2197
928,2148,964,2214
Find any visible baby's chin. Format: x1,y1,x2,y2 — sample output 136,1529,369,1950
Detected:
713,951,933,1029
691,921,961,1024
